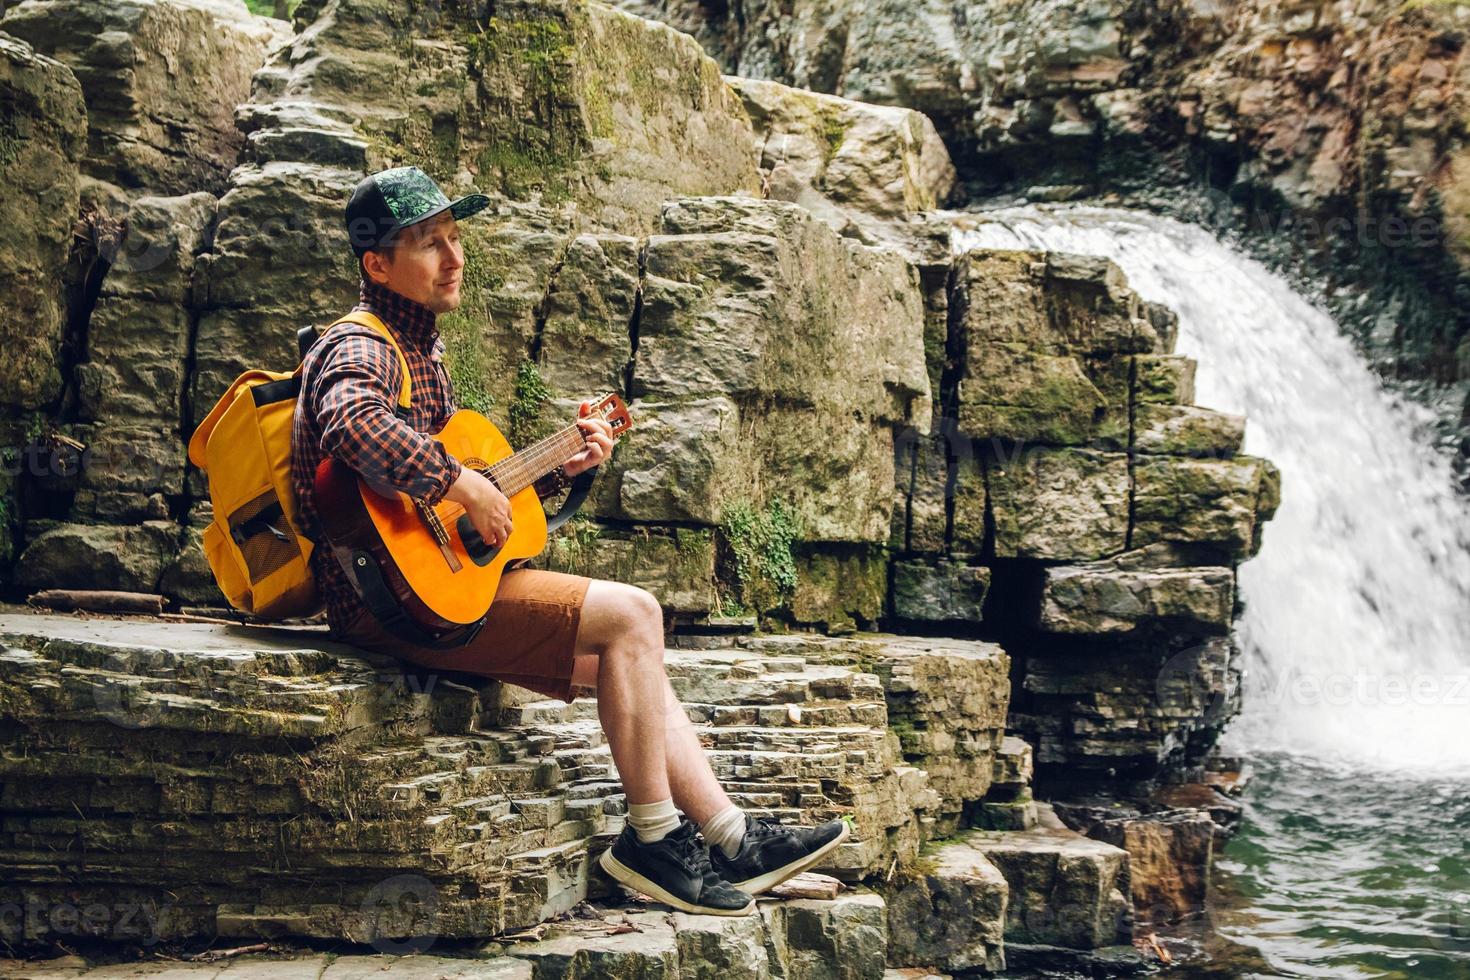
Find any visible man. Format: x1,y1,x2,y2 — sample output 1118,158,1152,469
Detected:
289,166,848,918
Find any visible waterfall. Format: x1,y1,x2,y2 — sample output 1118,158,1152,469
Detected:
950,205,1470,776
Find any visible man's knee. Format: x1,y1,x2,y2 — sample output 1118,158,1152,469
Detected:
585,581,665,657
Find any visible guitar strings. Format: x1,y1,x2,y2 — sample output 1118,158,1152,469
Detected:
493,425,584,484
431,420,589,518
481,422,588,490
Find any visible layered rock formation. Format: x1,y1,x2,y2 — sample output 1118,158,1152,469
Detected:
0,610,1142,974
611,0,1470,474
0,0,1286,968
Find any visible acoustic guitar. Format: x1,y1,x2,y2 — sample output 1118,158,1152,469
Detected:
313,392,632,647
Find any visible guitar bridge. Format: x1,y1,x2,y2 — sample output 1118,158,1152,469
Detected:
413,498,462,572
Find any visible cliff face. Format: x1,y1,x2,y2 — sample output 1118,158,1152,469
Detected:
0,0,1283,961
612,0,1470,465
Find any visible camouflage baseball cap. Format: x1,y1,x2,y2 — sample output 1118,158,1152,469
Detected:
344,166,490,257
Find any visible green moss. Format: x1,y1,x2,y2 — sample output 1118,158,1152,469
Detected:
467,11,590,203
719,498,803,616
243,0,303,17
817,107,852,166
509,360,552,447
546,513,602,567
438,233,506,417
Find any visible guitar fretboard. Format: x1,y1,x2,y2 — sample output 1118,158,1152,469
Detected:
479,423,586,495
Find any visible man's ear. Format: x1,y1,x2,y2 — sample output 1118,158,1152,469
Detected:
362,247,393,284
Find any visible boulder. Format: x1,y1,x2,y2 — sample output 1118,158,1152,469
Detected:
728,76,956,259
1039,562,1235,635
1,0,286,197
1054,802,1217,929
884,838,1008,974
968,806,1130,950
0,32,86,410
13,520,179,593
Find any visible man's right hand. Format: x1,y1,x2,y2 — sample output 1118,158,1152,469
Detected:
446,466,513,548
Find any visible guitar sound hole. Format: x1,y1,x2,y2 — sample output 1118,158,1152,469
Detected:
457,515,503,567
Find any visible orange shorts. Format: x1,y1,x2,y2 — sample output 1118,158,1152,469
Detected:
335,567,593,703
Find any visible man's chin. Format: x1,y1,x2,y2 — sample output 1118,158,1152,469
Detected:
429,289,462,314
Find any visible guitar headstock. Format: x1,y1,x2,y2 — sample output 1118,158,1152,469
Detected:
588,392,633,438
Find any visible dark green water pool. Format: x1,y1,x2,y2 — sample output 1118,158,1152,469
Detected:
1206,752,1470,979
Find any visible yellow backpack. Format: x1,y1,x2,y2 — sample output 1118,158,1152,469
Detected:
186,311,413,620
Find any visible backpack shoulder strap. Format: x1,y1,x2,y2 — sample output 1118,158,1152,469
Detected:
322,310,413,411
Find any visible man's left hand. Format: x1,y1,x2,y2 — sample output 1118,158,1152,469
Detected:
564,400,616,477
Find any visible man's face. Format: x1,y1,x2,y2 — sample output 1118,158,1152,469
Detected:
364,211,465,314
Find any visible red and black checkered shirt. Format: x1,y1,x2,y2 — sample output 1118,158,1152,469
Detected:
292,278,572,635
291,278,464,636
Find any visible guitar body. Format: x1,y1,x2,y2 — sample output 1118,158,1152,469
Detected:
313,394,631,644
314,410,547,633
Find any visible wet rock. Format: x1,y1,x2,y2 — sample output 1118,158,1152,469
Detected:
1053,800,1217,929
1039,562,1235,635
968,806,1130,950
890,560,990,623
884,838,1007,974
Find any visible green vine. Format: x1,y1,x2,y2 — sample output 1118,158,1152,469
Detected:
509,360,552,447
719,499,803,614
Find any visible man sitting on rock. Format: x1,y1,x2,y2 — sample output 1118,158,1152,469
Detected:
289,165,848,917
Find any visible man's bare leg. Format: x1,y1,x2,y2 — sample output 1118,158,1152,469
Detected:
573,580,849,904
571,580,671,805
570,586,731,821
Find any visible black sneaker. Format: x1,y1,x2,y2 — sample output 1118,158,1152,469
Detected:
709,814,851,895
598,818,755,916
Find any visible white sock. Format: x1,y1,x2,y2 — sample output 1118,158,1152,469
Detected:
701,804,748,859
626,798,680,844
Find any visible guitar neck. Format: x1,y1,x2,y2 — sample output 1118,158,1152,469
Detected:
479,423,585,495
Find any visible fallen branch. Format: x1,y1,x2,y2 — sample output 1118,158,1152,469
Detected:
769,872,843,901
28,590,165,615
182,942,270,962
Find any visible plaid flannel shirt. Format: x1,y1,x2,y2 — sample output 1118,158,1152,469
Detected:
292,279,574,635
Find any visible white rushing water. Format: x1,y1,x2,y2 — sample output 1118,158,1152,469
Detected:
951,206,1470,775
